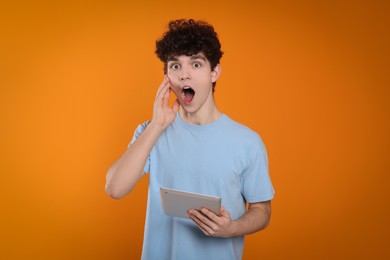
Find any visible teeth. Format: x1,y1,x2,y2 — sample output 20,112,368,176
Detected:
184,86,191,89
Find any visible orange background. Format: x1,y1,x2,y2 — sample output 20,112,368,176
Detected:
1,0,389,259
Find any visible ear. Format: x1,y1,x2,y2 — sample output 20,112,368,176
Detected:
211,64,221,83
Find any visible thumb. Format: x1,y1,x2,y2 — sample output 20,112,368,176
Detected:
220,206,230,218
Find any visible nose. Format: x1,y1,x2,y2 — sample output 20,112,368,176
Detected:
179,67,190,81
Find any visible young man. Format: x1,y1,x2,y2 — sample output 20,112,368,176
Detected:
106,19,274,259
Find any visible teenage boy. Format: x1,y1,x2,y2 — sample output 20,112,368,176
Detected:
106,19,275,260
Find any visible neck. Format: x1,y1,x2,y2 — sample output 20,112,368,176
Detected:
179,106,222,125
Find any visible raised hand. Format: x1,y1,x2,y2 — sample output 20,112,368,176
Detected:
152,76,180,129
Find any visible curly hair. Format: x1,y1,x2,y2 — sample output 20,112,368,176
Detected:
155,19,223,76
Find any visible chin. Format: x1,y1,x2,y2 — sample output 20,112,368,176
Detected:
180,104,197,114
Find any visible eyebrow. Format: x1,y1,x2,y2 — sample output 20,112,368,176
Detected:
168,57,178,62
190,54,207,61
167,54,207,62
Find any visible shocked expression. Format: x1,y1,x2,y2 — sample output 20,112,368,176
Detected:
167,53,220,114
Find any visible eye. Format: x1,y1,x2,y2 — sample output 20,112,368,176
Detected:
193,62,201,68
170,64,180,70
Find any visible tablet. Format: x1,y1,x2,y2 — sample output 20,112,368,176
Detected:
160,187,221,219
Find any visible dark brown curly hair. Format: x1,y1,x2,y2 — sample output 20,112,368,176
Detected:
155,19,223,85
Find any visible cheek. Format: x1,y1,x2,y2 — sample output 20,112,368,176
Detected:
168,74,180,87
170,87,180,98
167,77,180,97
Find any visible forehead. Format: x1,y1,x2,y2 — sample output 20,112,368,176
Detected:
167,52,208,63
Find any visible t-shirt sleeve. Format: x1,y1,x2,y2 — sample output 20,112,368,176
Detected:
241,136,275,203
128,121,151,174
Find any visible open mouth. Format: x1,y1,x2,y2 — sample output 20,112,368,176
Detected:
182,87,195,103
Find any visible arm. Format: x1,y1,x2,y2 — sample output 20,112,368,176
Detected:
105,76,179,199
105,121,164,199
188,201,271,237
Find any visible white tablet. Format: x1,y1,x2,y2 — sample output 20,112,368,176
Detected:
160,187,221,219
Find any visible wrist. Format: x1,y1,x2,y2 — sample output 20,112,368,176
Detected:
226,221,238,237
147,120,166,135
228,220,240,237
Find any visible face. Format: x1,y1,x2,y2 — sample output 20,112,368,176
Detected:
167,52,220,115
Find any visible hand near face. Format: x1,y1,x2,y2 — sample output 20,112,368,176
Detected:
188,206,235,238
152,76,180,129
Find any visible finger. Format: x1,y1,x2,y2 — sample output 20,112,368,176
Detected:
155,82,169,103
197,224,211,236
195,220,213,236
162,86,171,105
201,208,220,223
156,82,171,108
155,76,170,100
189,213,214,236
191,209,218,230
220,206,232,219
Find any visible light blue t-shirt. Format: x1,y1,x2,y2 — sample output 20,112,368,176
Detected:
130,113,274,260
